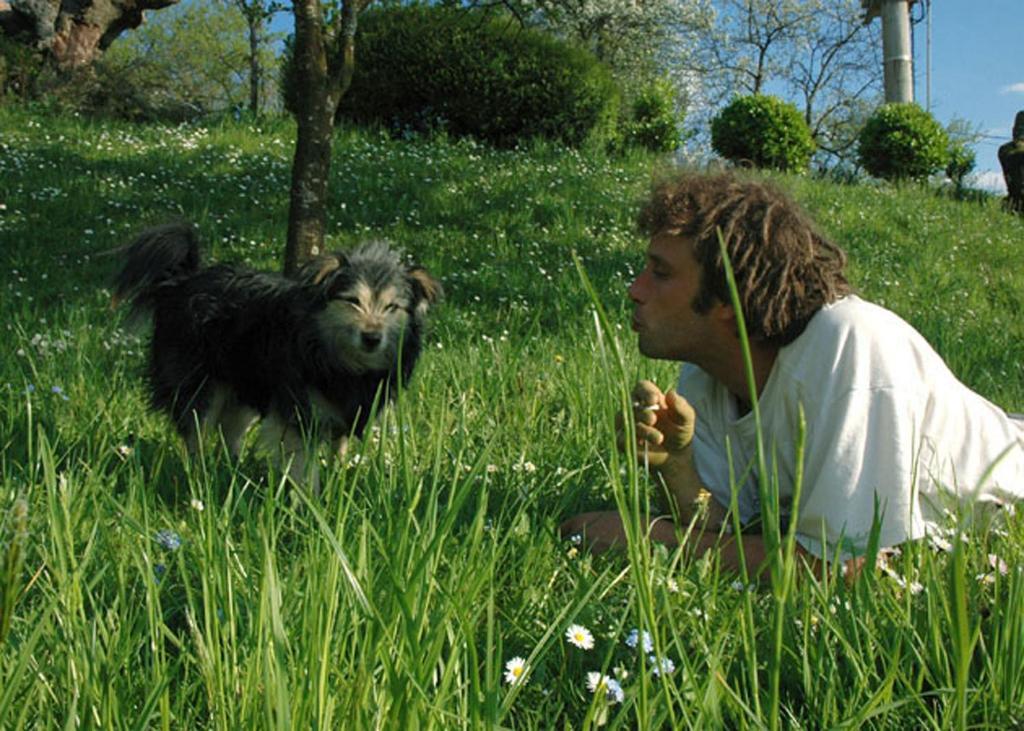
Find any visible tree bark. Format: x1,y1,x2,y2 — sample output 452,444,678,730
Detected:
283,0,363,276
247,19,260,114
1,0,180,67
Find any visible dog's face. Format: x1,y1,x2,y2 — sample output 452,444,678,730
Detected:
301,242,441,372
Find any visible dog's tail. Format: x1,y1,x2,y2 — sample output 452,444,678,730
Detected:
112,222,201,313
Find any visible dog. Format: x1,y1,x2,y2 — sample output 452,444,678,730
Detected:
112,222,442,489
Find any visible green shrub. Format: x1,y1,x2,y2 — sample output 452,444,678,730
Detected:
626,78,682,153
0,34,46,101
945,138,976,190
284,6,620,149
710,94,816,172
858,103,950,181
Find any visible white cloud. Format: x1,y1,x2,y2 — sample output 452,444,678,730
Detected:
970,170,1007,194
1000,82,1024,95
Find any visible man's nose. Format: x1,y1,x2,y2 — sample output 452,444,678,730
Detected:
627,275,644,302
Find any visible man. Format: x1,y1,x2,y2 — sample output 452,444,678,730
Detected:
562,171,1024,576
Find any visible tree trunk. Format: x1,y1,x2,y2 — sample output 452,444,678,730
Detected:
247,17,260,114
283,0,361,276
1,0,180,67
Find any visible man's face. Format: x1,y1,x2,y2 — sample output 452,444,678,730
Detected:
628,232,721,365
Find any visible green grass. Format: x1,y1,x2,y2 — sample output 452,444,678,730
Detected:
1,105,1023,728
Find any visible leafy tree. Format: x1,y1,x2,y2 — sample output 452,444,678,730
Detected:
945,140,976,194
289,5,619,149
226,0,286,114
785,0,881,164
100,0,280,116
689,0,881,167
943,117,981,193
696,0,814,97
628,77,685,152
487,0,710,95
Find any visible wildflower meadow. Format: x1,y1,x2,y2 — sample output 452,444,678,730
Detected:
1,105,1023,728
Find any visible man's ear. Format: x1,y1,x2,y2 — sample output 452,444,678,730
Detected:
713,302,743,339
713,301,736,324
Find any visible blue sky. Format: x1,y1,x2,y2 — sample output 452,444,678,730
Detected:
911,0,1021,192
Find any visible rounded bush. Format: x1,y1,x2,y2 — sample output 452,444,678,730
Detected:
286,6,620,149
858,103,950,181
627,78,682,153
710,95,815,172
945,139,976,189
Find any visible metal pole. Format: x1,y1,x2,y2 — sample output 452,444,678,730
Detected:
881,0,914,103
926,0,931,111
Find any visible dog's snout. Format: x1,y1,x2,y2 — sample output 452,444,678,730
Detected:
361,331,383,350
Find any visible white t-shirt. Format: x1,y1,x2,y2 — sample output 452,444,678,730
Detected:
678,295,1024,560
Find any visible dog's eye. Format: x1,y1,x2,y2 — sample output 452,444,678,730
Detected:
385,303,402,313
340,296,360,307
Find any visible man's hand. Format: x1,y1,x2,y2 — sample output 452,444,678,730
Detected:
559,511,679,555
616,380,696,468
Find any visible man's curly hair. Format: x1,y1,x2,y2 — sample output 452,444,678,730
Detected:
637,170,851,347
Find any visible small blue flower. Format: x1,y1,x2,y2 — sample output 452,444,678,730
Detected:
51,385,70,401
625,628,653,653
155,529,182,551
649,655,675,676
606,678,625,703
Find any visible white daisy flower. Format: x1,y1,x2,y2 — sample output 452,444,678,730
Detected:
565,623,594,650
586,672,624,703
504,656,528,685
586,671,606,692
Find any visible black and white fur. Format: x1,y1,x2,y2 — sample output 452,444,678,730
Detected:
112,222,442,488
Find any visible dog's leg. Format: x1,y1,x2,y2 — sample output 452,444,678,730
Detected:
182,386,227,456
183,420,201,456
283,428,322,496
217,394,258,458
261,416,321,496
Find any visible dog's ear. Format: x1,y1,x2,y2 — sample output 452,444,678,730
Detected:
297,253,347,287
407,267,443,317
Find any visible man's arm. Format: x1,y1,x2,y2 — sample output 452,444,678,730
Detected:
625,380,727,528
561,509,865,582
654,448,728,528
561,512,783,579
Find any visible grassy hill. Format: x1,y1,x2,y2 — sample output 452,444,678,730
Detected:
1,106,1023,728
